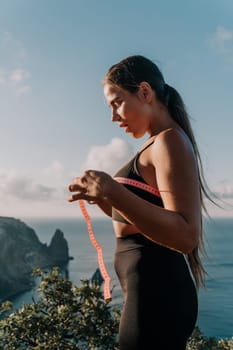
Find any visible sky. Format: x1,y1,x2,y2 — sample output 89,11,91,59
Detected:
0,0,233,219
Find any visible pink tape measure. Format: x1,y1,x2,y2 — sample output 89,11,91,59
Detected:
79,199,112,303
114,177,161,197
79,177,161,302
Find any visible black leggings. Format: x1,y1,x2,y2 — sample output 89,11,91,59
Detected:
114,234,198,350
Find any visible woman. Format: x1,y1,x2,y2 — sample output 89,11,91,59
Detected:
68,55,209,349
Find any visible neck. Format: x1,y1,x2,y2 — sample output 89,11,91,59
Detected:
148,106,178,136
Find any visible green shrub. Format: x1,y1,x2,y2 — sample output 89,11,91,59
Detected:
0,267,120,350
187,325,233,350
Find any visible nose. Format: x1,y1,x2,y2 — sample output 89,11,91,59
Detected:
111,109,121,122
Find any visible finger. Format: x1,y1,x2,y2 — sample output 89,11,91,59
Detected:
87,200,96,205
85,169,99,179
68,184,87,192
72,177,81,184
67,192,86,202
68,177,83,190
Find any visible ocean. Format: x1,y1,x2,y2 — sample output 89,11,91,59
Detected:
10,216,233,340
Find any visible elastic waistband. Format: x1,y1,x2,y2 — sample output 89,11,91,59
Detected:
115,233,158,253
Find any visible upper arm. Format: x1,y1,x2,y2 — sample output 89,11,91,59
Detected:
152,129,201,228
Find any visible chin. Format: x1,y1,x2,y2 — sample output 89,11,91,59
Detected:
126,127,146,139
131,131,146,139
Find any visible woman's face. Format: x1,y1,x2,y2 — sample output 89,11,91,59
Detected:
103,83,151,139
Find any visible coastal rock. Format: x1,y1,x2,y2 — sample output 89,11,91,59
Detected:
0,216,71,302
48,229,69,265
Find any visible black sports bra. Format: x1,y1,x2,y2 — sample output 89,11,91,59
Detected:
112,140,164,224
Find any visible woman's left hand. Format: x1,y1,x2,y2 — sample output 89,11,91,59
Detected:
67,170,114,203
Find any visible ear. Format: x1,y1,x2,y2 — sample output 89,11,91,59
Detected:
138,82,153,103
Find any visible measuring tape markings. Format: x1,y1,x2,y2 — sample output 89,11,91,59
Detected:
114,177,161,197
79,199,112,302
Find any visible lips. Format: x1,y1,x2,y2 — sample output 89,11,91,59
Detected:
119,123,128,128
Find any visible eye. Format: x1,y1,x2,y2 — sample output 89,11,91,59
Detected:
114,99,122,107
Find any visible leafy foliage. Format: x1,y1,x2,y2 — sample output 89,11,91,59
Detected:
0,267,232,350
0,267,120,350
186,326,233,350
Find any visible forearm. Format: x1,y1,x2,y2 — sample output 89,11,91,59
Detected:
95,198,112,217
107,182,198,253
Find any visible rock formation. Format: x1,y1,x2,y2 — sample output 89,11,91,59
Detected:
47,229,69,265
0,216,71,302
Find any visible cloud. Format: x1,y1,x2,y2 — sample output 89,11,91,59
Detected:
43,161,65,179
9,68,30,84
211,26,233,51
0,32,31,95
0,31,27,65
0,163,75,218
15,84,32,96
0,68,31,96
9,68,31,96
80,138,135,175
0,169,60,202
209,25,233,64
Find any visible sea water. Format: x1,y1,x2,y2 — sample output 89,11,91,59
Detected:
9,216,233,340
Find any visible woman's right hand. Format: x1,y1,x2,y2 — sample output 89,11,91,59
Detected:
67,169,115,203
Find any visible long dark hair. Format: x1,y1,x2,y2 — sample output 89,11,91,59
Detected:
103,55,215,288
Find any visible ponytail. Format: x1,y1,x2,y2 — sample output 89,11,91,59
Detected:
164,84,216,288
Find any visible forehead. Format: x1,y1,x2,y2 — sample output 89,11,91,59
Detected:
103,84,125,104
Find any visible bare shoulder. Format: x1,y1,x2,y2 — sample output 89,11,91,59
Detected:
150,128,200,219
152,127,195,160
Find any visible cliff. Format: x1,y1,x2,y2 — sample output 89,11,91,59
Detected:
0,216,71,301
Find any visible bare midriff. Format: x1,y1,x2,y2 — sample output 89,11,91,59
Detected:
112,220,140,238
